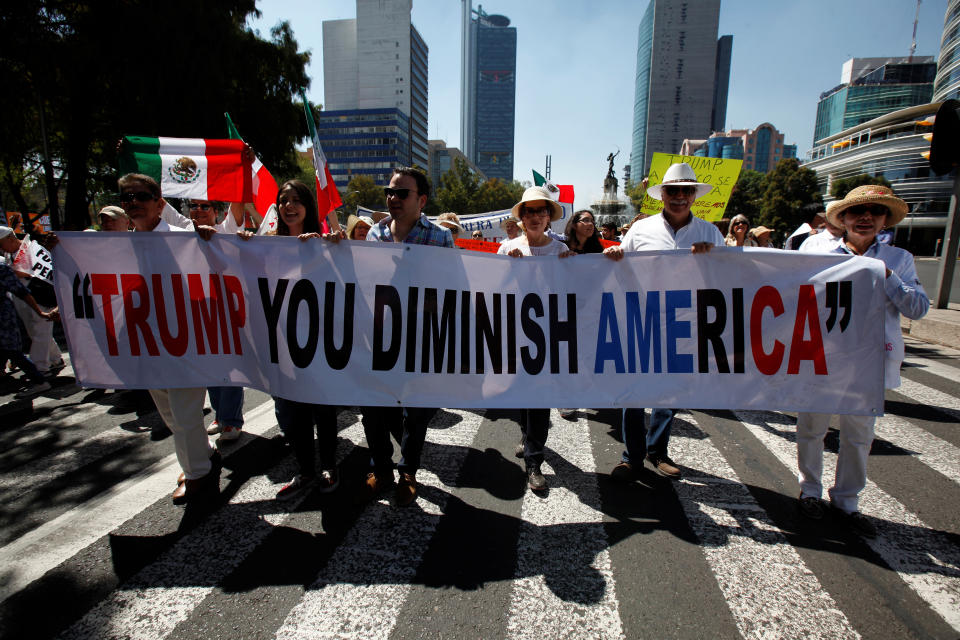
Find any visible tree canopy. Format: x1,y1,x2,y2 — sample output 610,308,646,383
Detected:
829,173,892,200
433,157,524,215
0,1,313,229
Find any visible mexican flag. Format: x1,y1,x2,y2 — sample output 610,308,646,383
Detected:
225,112,279,217
300,88,343,226
532,170,575,204
118,136,252,202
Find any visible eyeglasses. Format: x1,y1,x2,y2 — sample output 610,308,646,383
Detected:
522,207,550,217
384,187,417,199
846,205,889,217
662,185,697,197
577,218,595,225
119,191,157,203
189,203,213,211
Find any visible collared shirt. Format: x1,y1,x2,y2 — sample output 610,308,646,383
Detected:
619,213,724,251
798,231,843,253
833,239,929,388
497,236,568,256
367,212,454,247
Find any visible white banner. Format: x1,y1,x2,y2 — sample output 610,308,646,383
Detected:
12,236,54,284
52,233,887,415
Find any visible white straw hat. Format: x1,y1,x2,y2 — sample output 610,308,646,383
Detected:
646,162,713,201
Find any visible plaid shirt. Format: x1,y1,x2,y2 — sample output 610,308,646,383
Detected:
367,213,454,248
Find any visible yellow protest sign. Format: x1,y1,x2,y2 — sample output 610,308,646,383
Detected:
639,153,743,222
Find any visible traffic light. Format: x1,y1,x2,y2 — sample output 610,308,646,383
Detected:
925,99,960,176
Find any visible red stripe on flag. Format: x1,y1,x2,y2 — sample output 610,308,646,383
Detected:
253,164,278,216
316,165,342,217
203,139,252,202
558,184,575,204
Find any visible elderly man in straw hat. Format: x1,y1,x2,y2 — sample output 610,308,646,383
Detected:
796,185,928,538
500,216,522,241
602,162,723,481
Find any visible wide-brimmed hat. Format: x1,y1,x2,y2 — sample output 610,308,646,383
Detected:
751,225,772,239
646,162,713,201
436,212,466,234
826,185,908,228
499,216,521,230
346,214,374,238
510,186,563,221
98,205,129,220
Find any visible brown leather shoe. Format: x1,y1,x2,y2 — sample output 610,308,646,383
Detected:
176,472,185,486
172,470,219,504
647,455,681,479
395,472,417,506
177,450,220,487
610,462,638,482
356,471,394,503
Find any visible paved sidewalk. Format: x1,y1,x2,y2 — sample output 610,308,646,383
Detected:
902,302,960,350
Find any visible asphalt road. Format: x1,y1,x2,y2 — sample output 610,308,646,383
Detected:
0,336,958,639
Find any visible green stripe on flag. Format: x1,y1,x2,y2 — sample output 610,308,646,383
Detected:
118,136,162,181
225,112,242,141
532,170,546,186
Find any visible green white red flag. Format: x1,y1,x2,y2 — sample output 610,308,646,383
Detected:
300,88,342,221
532,169,574,204
118,137,252,202
224,113,279,217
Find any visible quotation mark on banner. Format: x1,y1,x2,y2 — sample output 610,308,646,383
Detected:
824,281,852,332
72,273,94,319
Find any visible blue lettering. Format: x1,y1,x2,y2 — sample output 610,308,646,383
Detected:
594,292,625,373
665,290,693,373
627,291,661,373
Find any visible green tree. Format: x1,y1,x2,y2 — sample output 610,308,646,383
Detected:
829,173,892,200
624,179,647,210
757,159,822,238
342,175,386,217
727,170,766,221
435,157,481,214
1,1,313,229
474,178,524,213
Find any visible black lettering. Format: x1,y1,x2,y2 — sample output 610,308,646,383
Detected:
405,287,419,373
372,285,401,371
323,281,354,370
506,293,517,374
460,290,471,374
258,278,288,364
475,292,502,374
520,293,545,374
697,288,729,373
732,288,744,373
549,293,578,374
286,279,320,368
421,288,457,373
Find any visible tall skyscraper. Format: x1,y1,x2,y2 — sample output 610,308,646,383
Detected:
460,1,517,182
933,0,960,102
320,0,428,186
629,0,732,179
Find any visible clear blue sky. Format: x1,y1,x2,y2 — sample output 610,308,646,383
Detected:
249,0,948,210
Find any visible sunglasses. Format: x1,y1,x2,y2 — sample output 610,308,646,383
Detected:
846,205,889,217
384,187,417,199
734,221,747,226
522,207,550,217
577,217,595,224
662,185,697,197
189,203,213,211
119,191,157,203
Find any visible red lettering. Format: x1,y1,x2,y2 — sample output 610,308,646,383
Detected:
187,274,229,355
223,275,245,355
750,286,785,375
120,274,159,356
787,285,827,375
152,274,189,357
90,273,120,356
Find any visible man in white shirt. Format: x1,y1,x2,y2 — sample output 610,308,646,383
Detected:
603,162,722,481
119,173,221,504
785,203,826,250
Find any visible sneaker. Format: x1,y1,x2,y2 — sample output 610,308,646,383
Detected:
276,475,315,499
527,465,547,491
610,461,638,482
217,426,242,443
831,505,877,539
798,495,825,520
647,455,681,479
357,471,394,503
559,408,577,419
395,472,417,506
15,381,51,399
514,442,525,459
206,420,222,435
317,469,339,494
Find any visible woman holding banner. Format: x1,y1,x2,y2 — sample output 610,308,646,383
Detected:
240,180,340,498
499,187,574,491
795,185,928,538
563,210,604,255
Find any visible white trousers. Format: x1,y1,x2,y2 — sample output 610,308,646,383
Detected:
12,296,61,372
149,388,213,479
796,411,875,513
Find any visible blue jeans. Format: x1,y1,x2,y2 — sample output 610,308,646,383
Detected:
361,406,438,477
208,386,244,429
273,397,338,476
621,408,675,463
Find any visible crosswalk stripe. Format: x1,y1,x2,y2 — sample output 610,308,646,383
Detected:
274,409,485,640
506,411,624,640
60,415,366,640
872,412,960,485
671,413,858,639
733,409,960,631
0,399,277,605
896,376,960,418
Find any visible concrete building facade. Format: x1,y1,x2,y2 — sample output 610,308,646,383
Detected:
629,0,732,178
427,140,486,191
